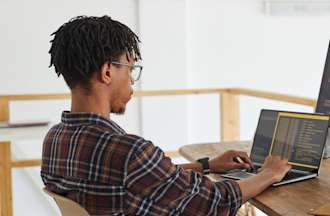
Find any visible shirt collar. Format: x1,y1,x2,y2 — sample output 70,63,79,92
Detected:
61,111,126,134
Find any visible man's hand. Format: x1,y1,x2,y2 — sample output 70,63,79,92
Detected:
259,155,292,183
209,150,253,172
238,155,291,202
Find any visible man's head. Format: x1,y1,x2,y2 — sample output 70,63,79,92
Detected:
49,15,142,114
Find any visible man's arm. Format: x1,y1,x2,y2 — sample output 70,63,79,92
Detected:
125,141,243,216
179,162,203,173
180,153,291,203
178,150,253,173
238,156,291,202
238,170,276,202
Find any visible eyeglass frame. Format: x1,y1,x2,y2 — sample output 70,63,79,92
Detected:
111,61,143,81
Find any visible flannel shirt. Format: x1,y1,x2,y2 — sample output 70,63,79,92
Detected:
41,111,242,215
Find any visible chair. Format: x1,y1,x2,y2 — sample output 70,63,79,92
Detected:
43,188,90,216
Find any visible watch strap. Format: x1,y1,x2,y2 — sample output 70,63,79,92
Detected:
197,157,210,174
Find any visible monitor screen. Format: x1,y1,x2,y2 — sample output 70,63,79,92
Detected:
316,42,330,116
270,113,329,170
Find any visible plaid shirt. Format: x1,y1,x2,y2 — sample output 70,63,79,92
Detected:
41,111,242,216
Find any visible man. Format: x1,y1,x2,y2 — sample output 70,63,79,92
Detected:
41,15,291,216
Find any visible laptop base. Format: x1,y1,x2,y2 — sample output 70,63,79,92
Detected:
219,170,317,186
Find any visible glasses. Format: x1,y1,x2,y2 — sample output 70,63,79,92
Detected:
111,61,143,82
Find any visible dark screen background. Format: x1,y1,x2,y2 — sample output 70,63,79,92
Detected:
250,110,278,164
316,42,330,117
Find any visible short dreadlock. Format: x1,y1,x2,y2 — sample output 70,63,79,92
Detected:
49,15,141,90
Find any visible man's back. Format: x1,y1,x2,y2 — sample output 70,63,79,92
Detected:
41,111,243,216
41,111,135,215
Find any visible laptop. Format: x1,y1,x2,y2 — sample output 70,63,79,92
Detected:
220,109,329,186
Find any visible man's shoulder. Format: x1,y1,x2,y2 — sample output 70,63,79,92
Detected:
111,133,154,150
45,122,153,150
102,132,160,158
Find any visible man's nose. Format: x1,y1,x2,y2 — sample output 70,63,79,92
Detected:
130,76,135,85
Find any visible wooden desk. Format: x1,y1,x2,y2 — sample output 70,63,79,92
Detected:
179,141,330,216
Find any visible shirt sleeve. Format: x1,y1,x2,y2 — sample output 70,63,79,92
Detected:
124,140,242,216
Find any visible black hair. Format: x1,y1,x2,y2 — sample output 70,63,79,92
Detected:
49,15,141,90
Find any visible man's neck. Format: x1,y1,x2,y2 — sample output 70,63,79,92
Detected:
70,89,111,120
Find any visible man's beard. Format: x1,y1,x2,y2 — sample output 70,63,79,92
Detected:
111,106,126,115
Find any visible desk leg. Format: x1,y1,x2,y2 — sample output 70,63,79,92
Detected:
0,141,12,216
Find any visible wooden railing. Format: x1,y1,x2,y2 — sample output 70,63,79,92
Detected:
0,88,316,216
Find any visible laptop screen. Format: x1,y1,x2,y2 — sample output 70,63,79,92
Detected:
316,41,330,116
250,110,329,172
270,113,329,171
250,110,278,165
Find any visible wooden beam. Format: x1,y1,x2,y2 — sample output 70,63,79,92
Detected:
0,98,9,122
0,94,70,101
228,88,316,107
11,159,42,168
0,88,317,108
0,142,12,216
220,93,240,142
0,88,226,101
133,88,225,97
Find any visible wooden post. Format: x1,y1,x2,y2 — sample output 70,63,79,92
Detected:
220,93,240,142
0,142,12,216
0,97,12,216
0,98,9,122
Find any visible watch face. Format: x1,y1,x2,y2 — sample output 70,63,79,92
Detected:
197,157,210,174
198,157,209,162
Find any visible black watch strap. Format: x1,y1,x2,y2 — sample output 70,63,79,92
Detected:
197,157,210,175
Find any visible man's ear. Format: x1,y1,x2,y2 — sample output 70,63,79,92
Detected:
100,63,112,85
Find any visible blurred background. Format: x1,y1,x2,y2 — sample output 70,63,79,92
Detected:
1,0,330,215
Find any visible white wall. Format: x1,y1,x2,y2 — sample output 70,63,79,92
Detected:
139,0,330,146
139,0,189,151
187,0,330,143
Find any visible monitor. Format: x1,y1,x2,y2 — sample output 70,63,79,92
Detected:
316,41,330,116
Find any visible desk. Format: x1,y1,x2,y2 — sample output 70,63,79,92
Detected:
179,141,330,216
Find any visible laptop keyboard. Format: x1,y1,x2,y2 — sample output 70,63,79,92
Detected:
238,167,308,181
222,166,310,183
246,166,260,174
281,171,308,181
228,171,255,179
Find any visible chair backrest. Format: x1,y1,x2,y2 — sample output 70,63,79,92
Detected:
43,188,90,216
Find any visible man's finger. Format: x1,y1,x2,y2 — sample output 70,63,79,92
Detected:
231,162,250,170
236,152,253,168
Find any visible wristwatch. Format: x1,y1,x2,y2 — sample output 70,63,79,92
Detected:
197,157,210,175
